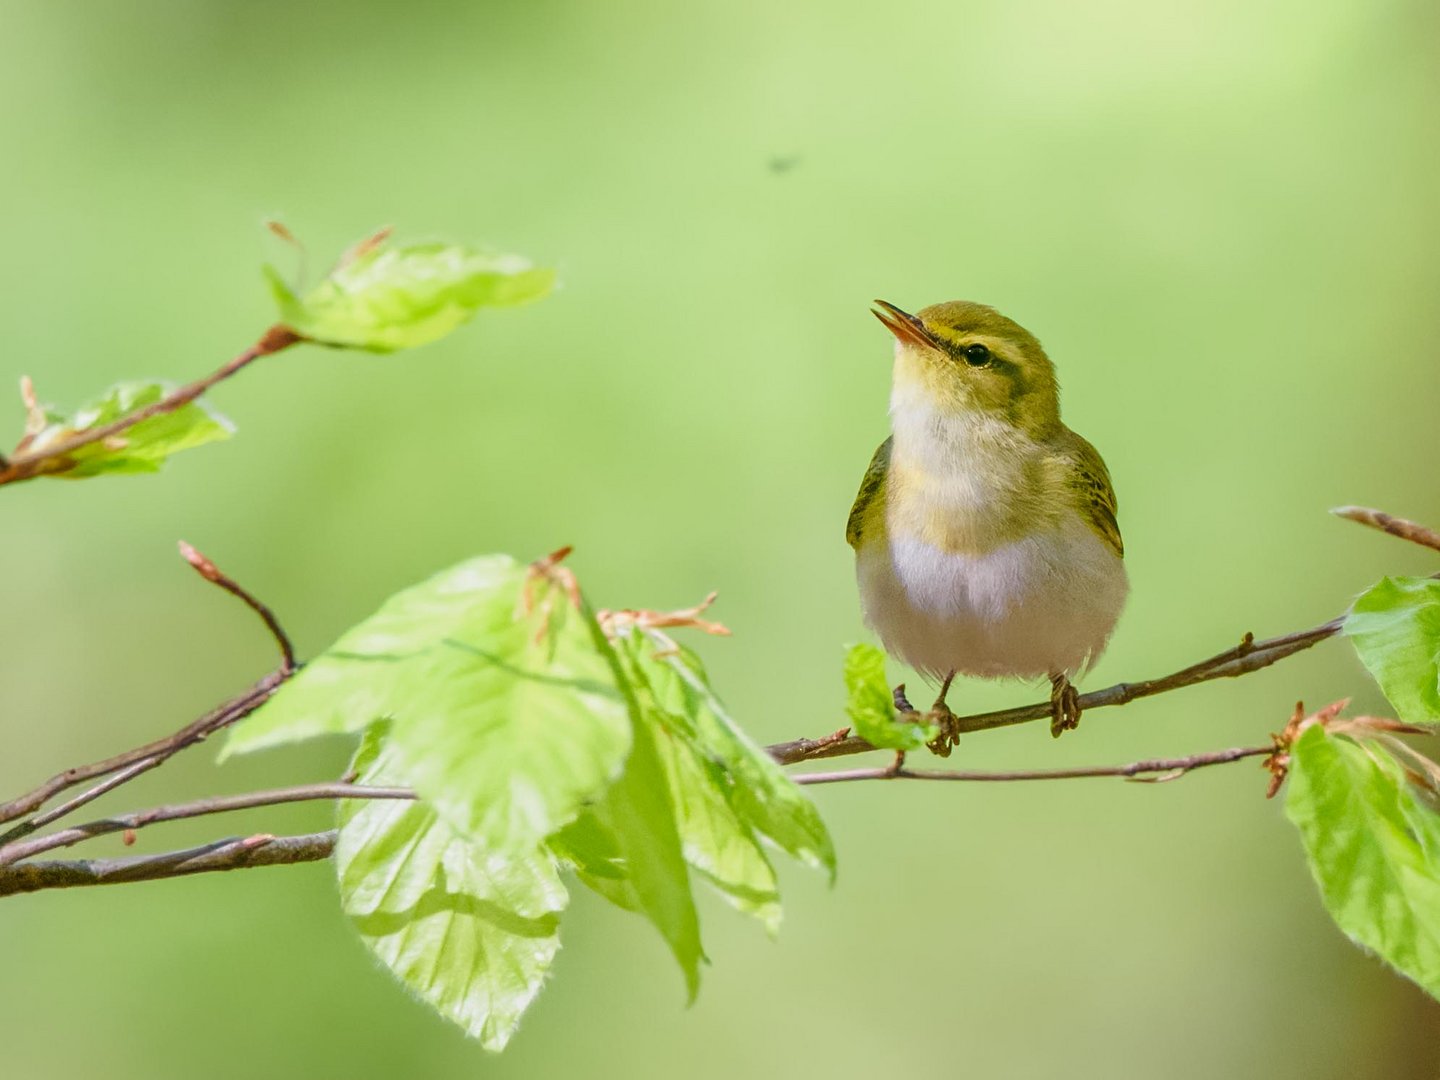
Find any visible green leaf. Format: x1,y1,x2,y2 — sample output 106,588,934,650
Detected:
266,237,554,352
634,631,836,882
225,555,631,854
1285,724,1440,998
843,643,937,751
548,812,642,913
24,381,232,478
1346,577,1440,724
336,723,567,1051
610,631,782,932
581,646,705,1000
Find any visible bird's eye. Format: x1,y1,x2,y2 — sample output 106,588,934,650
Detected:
962,343,991,367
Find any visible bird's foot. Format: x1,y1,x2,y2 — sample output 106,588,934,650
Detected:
893,681,960,757
1049,673,1081,738
925,701,961,757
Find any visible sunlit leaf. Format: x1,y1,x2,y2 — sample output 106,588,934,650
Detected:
635,631,836,882
579,671,705,1001
20,381,232,479
1285,724,1440,998
265,237,554,352
225,554,631,854
548,811,642,913
1346,576,1440,725
843,643,937,751
611,631,782,932
336,723,566,1051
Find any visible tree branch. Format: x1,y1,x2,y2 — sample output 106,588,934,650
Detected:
1333,505,1440,554
792,744,1273,785
0,673,286,835
0,831,337,898
178,541,296,672
5,507,1429,898
0,742,1276,897
767,619,1341,765
0,546,296,836
0,782,414,867
0,325,300,487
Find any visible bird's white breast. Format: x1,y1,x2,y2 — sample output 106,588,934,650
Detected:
855,511,1128,680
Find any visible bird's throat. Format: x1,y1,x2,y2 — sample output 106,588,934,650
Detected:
887,392,1059,554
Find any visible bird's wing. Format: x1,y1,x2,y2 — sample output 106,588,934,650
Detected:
1059,430,1124,558
846,436,892,549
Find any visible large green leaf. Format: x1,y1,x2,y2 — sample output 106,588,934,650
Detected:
548,811,642,913
1285,724,1440,997
635,630,836,881
611,631,781,932
22,381,232,478
265,237,554,352
225,555,631,853
581,654,705,1001
843,643,937,752
1346,576,1440,724
336,723,567,1051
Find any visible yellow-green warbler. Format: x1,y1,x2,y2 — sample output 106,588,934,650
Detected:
847,300,1127,755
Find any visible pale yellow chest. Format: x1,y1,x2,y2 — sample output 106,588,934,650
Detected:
882,403,1068,556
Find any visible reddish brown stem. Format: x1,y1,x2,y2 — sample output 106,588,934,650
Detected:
0,325,299,487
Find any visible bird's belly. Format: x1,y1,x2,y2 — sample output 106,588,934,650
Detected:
855,515,1128,680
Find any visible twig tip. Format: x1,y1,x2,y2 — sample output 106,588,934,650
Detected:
177,540,221,583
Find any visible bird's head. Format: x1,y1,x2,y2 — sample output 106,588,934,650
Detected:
872,299,1061,438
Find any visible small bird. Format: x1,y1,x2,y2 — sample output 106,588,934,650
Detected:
847,300,1128,754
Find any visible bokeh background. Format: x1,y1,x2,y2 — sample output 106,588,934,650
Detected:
2,1,1438,1076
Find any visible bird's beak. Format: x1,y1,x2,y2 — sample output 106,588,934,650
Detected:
871,300,937,351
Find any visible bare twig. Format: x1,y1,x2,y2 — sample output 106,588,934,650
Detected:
0,549,297,834
0,673,287,840
178,541,296,672
766,620,1341,765
0,831,337,898
0,744,1273,895
0,326,300,487
0,782,414,867
792,745,1273,785
1332,506,1440,554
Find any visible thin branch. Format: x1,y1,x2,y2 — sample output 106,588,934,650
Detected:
0,782,414,867
4,507,1428,898
0,548,298,835
1333,506,1440,554
0,737,1280,875
0,743,1278,896
766,619,1341,765
0,831,337,898
0,325,300,487
0,672,287,832
178,541,296,672
793,745,1273,785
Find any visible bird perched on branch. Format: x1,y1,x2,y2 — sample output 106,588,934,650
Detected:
847,300,1127,755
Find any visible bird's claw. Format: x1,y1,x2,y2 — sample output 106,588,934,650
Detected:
925,702,961,757
1049,674,1081,738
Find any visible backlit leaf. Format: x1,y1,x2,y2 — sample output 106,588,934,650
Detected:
265,237,554,352
580,648,705,1000
843,643,937,751
612,630,783,932
21,381,232,479
336,723,566,1051
226,555,630,854
1285,724,1440,998
1345,576,1440,724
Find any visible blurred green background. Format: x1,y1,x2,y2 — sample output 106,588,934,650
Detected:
2,0,1438,1075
